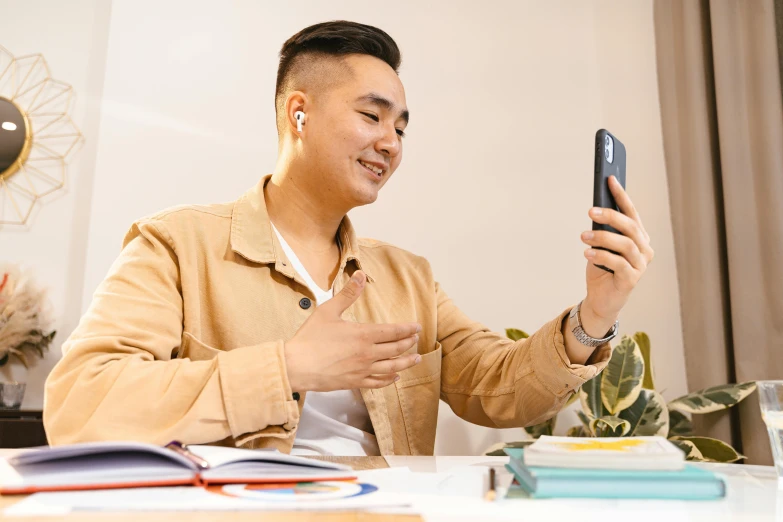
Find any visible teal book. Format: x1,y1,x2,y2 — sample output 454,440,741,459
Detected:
503,448,725,500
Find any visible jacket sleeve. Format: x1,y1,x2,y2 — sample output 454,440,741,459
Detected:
436,281,611,428
44,220,299,446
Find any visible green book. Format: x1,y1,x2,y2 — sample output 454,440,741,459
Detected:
504,448,725,500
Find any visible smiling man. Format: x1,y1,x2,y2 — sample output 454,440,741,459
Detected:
44,21,653,455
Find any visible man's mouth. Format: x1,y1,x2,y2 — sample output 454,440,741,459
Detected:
358,159,385,178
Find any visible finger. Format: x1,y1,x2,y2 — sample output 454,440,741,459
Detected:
361,374,399,389
590,207,651,259
370,353,421,374
325,270,366,316
607,176,639,221
365,322,422,344
586,248,638,285
609,176,650,242
373,334,419,360
581,230,645,271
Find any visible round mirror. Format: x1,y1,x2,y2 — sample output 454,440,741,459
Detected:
0,96,32,181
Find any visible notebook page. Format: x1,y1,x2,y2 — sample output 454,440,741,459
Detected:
0,452,195,489
9,441,196,470
188,445,352,471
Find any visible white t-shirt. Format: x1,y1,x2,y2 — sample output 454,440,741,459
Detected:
271,223,380,456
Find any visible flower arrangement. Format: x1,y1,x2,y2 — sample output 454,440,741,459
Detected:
0,264,56,368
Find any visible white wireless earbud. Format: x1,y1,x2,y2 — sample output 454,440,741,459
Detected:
294,111,305,132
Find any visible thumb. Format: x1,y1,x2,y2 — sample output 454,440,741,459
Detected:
328,270,366,316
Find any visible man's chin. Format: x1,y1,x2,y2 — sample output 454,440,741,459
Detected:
344,180,379,208
353,187,379,206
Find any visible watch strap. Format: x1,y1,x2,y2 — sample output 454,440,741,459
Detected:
568,301,618,348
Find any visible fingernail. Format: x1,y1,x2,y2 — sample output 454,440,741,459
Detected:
591,208,603,216
351,271,362,283
394,375,400,382
413,334,419,343
416,324,422,333
585,249,596,258
582,231,594,240
414,355,422,364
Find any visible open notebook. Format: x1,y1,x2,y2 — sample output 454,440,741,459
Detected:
0,441,356,494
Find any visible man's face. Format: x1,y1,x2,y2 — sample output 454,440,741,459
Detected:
304,54,408,208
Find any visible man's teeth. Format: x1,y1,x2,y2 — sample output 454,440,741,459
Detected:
359,160,383,175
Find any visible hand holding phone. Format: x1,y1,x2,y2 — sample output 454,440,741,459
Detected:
580,129,654,329
592,129,627,273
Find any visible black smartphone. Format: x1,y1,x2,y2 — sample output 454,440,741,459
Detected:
592,129,627,274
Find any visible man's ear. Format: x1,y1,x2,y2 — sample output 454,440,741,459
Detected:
285,92,308,135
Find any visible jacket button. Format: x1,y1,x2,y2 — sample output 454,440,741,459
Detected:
292,392,300,401
299,297,312,309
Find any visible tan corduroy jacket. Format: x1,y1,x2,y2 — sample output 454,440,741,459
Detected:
44,175,611,455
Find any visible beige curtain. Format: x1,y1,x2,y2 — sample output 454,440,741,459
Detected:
654,0,783,465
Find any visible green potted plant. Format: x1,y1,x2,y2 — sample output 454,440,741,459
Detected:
484,329,756,462
0,264,56,408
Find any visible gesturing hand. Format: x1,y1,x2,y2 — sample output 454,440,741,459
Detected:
284,270,422,392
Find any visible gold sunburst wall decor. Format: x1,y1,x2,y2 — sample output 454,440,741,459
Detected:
0,45,84,226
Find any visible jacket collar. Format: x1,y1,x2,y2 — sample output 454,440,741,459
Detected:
230,174,374,282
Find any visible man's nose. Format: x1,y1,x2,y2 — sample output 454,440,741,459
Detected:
376,124,401,158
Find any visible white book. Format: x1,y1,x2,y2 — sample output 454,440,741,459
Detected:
522,436,686,471
0,441,356,495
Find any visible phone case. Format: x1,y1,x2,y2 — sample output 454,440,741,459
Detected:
593,129,627,273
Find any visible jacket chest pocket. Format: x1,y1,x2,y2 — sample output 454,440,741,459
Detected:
395,342,442,455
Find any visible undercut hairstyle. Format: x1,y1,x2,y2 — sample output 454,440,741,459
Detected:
275,20,402,136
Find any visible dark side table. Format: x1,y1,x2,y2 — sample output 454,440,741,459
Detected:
0,410,47,448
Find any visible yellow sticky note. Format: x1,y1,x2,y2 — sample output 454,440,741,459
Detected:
554,439,647,452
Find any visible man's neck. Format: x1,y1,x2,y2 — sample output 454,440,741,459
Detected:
264,168,344,252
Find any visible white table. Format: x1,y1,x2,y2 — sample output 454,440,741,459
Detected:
1,450,780,521
384,455,783,522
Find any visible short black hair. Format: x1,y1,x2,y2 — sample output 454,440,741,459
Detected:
275,20,402,134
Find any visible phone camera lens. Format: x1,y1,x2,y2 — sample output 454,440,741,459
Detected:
604,134,614,163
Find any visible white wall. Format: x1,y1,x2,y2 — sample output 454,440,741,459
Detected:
0,0,112,409
4,0,686,455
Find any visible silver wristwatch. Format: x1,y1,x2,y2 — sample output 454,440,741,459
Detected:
568,301,619,348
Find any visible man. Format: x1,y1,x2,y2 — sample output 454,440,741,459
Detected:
44,21,653,456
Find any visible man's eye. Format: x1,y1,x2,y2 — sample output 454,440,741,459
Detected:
362,112,405,138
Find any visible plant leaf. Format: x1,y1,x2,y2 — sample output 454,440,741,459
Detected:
580,374,605,418
576,410,594,432
670,436,746,463
483,439,534,456
9,348,29,369
590,415,631,437
618,389,651,435
668,410,693,437
633,332,655,390
525,416,555,439
565,387,581,407
505,328,529,341
668,381,757,414
634,390,669,436
566,425,588,437
600,336,645,415
669,439,705,461
618,389,668,436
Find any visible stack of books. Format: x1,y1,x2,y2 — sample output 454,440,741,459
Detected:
504,436,725,500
